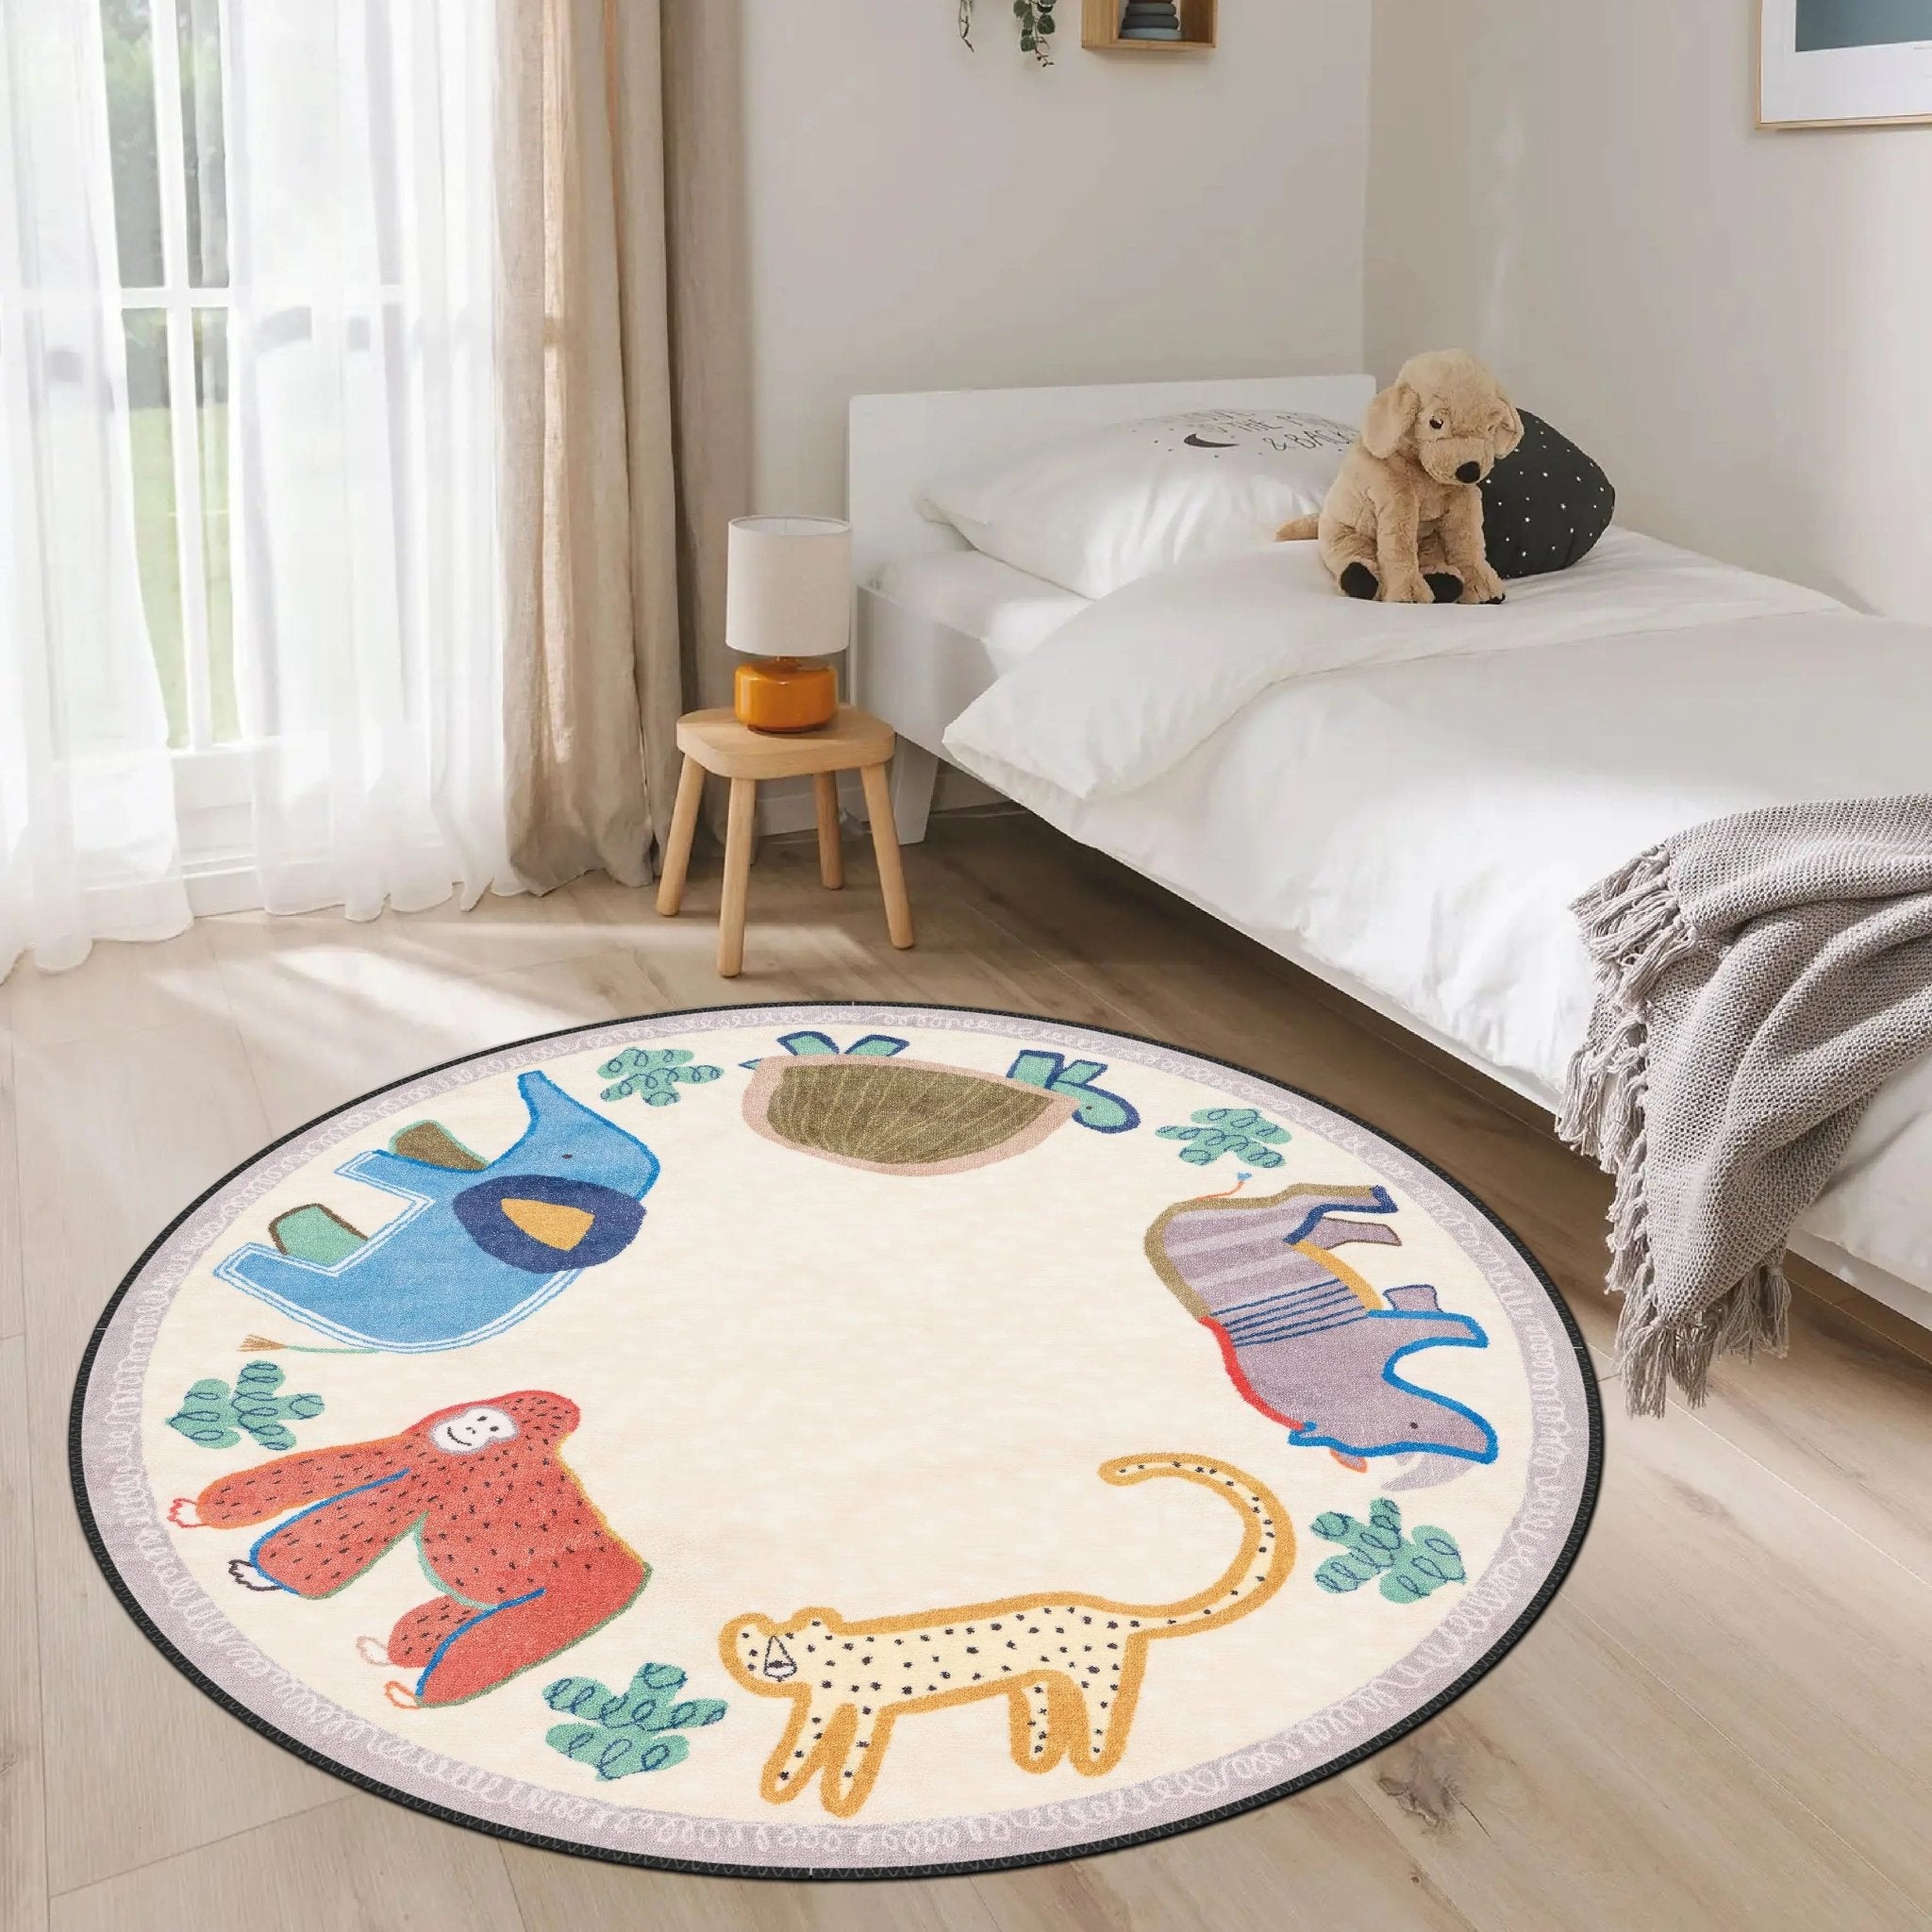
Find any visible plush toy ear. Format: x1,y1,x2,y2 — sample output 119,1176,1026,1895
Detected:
1493,398,1525,458
1361,383,1420,460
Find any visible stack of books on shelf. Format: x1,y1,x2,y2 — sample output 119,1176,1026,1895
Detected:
1119,2,1183,40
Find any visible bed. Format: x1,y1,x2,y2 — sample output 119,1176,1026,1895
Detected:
848,375,1932,1331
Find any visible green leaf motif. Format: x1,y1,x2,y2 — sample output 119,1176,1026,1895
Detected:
1312,1498,1466,1605
542,1662,727,1783
166,1361,325,1453
599,1046,724,1108
1005,1051,1141,1134
776,1030,907,1058
1155,1106,1291,1168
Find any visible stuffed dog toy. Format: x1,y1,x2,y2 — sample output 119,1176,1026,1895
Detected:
1277,349,1523,605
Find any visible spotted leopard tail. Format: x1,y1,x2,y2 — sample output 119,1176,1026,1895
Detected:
1098,1453,1294,1635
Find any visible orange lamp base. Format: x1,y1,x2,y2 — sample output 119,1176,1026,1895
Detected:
733,657,837,733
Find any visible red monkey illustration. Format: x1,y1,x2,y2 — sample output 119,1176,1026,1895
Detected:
169,1390,645,1708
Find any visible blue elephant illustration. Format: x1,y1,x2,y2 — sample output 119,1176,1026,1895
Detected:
215,1073,660,1353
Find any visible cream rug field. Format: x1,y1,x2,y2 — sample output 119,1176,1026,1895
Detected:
72,1004,1600,1877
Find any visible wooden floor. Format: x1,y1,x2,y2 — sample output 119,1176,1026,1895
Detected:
4,811,1930,1932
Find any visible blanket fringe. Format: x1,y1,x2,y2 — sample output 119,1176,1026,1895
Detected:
1557,842,1690,1166
1573,843,1705,1005
1557,841,1790,1417
1614,1259,1791,1419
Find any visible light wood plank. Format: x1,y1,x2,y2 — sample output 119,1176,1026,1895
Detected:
508,1841,1003,1932
566,841,1112,1026
1,1336,48,1932
1350,1601,1922,1930
201,878,620,991
0,926,230,1052
215,932,678,1137
1816,1276,1932,1368
1675,1283,1932,1588
1557,1353,1932,1907
971,1781,1476,1932
48,1795,525,1932
0,1007,22,1340
17,1021,340,1892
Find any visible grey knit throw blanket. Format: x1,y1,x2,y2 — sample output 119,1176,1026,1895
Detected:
1560,794,1932,1416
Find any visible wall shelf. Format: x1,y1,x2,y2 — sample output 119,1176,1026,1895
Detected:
1082,0,1217,51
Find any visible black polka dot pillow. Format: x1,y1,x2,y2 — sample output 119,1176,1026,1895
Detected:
1480,411,1615,581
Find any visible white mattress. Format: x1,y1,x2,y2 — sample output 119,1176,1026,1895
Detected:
871,551,1089,674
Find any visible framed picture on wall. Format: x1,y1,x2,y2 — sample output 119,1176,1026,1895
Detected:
1760,0,1932,126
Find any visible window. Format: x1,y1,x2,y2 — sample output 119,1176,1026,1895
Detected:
7,3,507,936
99,0,235,754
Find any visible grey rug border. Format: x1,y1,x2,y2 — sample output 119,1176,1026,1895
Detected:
69,1000,1604,1884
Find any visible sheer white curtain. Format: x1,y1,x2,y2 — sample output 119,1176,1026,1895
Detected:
1,0,191,977
2,1,710,977
225,3,516,918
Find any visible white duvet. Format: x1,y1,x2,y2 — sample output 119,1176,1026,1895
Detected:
943,530,1932,1303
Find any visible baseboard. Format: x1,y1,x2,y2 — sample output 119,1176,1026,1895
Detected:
755,766,1009,838
184,861,267,917
1789,1231,1932,1333
755,779,836,839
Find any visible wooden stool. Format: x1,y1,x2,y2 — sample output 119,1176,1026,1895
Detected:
656,704,916,977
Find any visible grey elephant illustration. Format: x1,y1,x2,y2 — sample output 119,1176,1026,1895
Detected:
1144,1183,1497,1479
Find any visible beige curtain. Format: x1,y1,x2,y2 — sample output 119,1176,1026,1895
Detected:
496,0,750,891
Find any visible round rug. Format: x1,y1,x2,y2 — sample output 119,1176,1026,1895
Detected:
73,1003,1600,1878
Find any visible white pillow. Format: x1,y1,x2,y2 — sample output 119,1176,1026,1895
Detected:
920,408,1357,600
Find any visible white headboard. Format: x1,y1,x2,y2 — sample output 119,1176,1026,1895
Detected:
847,374,1374,584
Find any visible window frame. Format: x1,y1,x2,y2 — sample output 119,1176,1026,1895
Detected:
122,0,222,752
109,0,253,907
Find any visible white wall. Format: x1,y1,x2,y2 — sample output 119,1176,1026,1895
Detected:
741,2,1373,516
1366,0,1932,621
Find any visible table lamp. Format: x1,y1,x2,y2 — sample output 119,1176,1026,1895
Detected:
726,515,852,733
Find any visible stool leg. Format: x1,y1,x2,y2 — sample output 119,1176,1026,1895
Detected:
813,772,844,891
718,776,757,977
656,754,705,916
859,762,915,950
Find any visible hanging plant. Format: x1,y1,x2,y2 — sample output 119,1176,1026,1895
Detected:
958,0,1058,66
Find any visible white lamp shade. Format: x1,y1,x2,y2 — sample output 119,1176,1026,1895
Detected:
725,515,853,658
